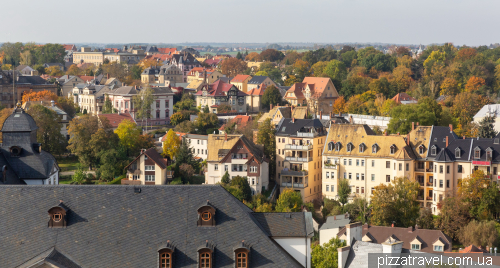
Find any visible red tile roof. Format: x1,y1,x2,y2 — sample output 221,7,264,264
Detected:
219,115,252,130
301,77,332,98
392,92,417,104
247,83,266,96
204,58,222,66
286,82,306,99
459,245,488,253
105,48,120,53
98,112,135,128
78,75,95,82
63,44,76,51
231,75,251,83
157,48,178,55
194,80,247,97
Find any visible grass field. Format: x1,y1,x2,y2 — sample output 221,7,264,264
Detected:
57,156,80,172
59,175,72,184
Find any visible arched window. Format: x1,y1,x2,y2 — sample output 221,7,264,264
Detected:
160,252,172,268
359,143,365,153
390,145,396,155
158,242,175,268
418,145,425,155
237,252,248,268
200,252,211,268
455,147,461,158
335,142,341,151
346,143,353,152
431,145,437,156
372,144,378,154
328,142,334,151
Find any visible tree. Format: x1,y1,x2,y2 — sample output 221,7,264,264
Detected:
261,85,282,109
435,195,471,240
102,94,113,114
256,118,276,178
130,64,143,80
67,115,100,169
275,189,303,212
66,65,81,76
132,86,156,130
102,61,127,81
163,129,181,159
45,66,64,76
388,102,438,134
221,171,230,184
220,58,247,77
340,50,357,68
416,208,434,230
230,176,252,201
370,177,420,227
21,89,58,104
380,99,399,116
96,147,128,182
202,105,210,113
292,59,310,81
439,78,459,96
323,60,347,85
33,64,46,75
179,163,195,182
338,178,351,207
139,58,161,69
452,92,492,128
37,44,66,64
194,112,219,135
459,170,500,220
26,104,66,155
217,104,232,113
259,49,284,62
459,220,498,249
254,70,268,76
57,96,76,118
465,76,486,92
344,196,370,224
174,137,199,171
71,165,92,185
20,50,34,66
236,52,243,60
114,119,141,154
174,120,195,133
170,112,186,126
245,52,261,62
311,61,328,77
478,115,498,138
311,237,346,268
0,42,23,65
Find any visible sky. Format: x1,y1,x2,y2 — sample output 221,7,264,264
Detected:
1,0,498,46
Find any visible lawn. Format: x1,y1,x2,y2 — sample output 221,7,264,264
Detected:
59,175,72,184
57,156,80,172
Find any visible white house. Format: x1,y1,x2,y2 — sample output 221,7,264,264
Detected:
474,104,500,133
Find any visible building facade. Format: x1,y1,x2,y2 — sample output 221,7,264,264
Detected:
141,64,183,86
231,74,252,93
123,148,172,185
195,80,248,113
284,77,339,115
276,118,328,202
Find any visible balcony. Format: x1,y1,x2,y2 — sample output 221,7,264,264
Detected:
297,132,315,138
282,169,308,176
426,182,433,187
166,170,174,179
417,196,424,201
285,156,312,162
418,181,424,187
324,163,338,169
426,196,433,200
284,144,313,150
281,182,308,188
414,167,425,172
426,168,434,172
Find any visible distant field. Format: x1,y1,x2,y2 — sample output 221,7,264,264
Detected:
199,49,310,56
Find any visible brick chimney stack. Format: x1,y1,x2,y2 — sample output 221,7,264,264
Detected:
224,132,227,142
446,136,449,147
412,122,415,131
270,104,273,110
320,111,322,119
449,124,453,133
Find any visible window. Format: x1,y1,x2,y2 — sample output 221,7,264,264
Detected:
412,244,420,250
439,165,443,174
335,142,341,151
160,251,172,268
434,245,443,252
200,252,211,268
446,180,450,188
371,160,375,167
348,173,352,179
356,173,359,180
145,175,155,182
446,166,450,174
361,160,365,166
390,145,396,154
326,185,329,191
326,172,330,178
458,165,463,173
52,213,62,222
371,187,375,194
349,159,352,166
399,163,402,171
331,172,335,179
455,148,461,158
145,165,155,170
386,175,390,182
431,146,437,156
361,187,364,194
419,145,425,154
214,164,218,171
487,149,493,160
331,185,334,192
361,174,365,181
225,165,228,171
439,180,443,188
344,172,346,179
372,144,378,153
347,143,353,152
359,143,365,153
343,159,347,166
371,174,375,181
474,148,481,159
356,186,359,193
386,161,390,168
236,252,248,268
406,163,409,171
356,159,359,166
328,142,334,151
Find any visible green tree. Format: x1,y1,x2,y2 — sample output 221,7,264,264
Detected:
217,104,232,113
323,60,347,86
275,189,303,212
0,42,23,65
26,104,66,155
130,64,143,80
102,94,113,114
229,176,252,201
132,86,156,130
254,70,268,76
37,43,66,64
194,112,219,134
163,129,181,159
459,170,500,220
236,51,243,60
478,115,498,138
57,96,76,118
174,120,195,133
256,118,276,179
71,165,92,185
175,137,200,171
221,171,230,184
435,195,471,240
202,105,210,113
416,208,434,230
170,112,186,126
96,147,128,182
370,177,420,227
311,237,346,268
114,119,141,155
338,179,351,208
261,85,282,109
459,220,498,249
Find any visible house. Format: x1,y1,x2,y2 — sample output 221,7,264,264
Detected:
98,112,136,130
63,44,77,52
391,92,417,104
275,118,328,202
204,58,222,68
230,74,252,93
195,80,248,113
0,184,313,268
122,148,171,185
107,86,174,126
22,100,70,139
0,70,58,108
0,104,59,185
246,76,277,91
246,83,266,112
336,222,452,268
60,75,85,96
186,79,205,91
319,214,350,245
473,104,500,133
16,65,37,76
187,68,224,84
141,64,183,86
71,84,113,115
206,134,269,195
161,133,209,160
168,52,202,82
284,77,339,115
258,105,308,126
219,115,252,134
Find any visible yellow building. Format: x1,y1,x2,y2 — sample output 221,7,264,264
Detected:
284,77,339,115
230,75,252,93
73,47,146,66
275,118,328,202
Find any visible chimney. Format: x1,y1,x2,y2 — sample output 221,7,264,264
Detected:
334,215,336,220
412,122,415,131
416,122,419,126
135,85,137,90
449,124,453,133
406,134,410,146
382,237,404,254
408,226,414,233
107,73,110,79
446,136,449,147
337,246,350,268
349,115,353,124
391,222,394,227
363,223,369,230
384,132,388,136
270,104,273,110
292,117,295,123
397,132,400,135
463,136,465,140
320,111,322,119
224,132,227,142
345,222,362,246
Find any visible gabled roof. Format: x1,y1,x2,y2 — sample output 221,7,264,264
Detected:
111,86,138,95
247,83,266,96
231,74,251,83
391,92,417,104
292,107,308,119
195,80,246,97
98,112,136,128
285,82,306,99
302,77,337,98
219,115,252,131
319,214,350,230
460,245,489,253
207,134,264,163
248,76,270,85
276,119,326,137
157,47,178,54
252,212,314,237
0,185,305,268
434,148,455,162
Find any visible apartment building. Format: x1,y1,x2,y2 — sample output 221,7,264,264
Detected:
205,134,269,195
231,74,252,93
185,134,209,160
284,77,339,115
168,52,202,82
186,68,223,84
194,80,248,113
141,64,183,86
73,47,146,66
276,118,328,202
321,124,416,203
72,84,113,115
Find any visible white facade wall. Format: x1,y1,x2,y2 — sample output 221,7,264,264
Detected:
205,160,269,195
273,237,311,268
319,228,340,246
186,136,208,160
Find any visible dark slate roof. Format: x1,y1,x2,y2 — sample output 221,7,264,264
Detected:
319,214,350,230
0,185,305,268
142,67,161,75
111,86,138,95
1,108,38,132
434,148,455,162
252,212,314,237
426,126,457,160
276,118,327,137
240,135,266,164
0,152,23,185
18,247,82,268
16,76,51,85
248,76,270,85
470,138,500,163
172,53,200,65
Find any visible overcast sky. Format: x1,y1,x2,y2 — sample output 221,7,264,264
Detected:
1,0,498,46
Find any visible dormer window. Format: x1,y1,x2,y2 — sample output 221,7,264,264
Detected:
418,145,425,154
328,142,334,151
346,143,353,152
390,145,396,155
431,145,437,156
359,143,365,153
198,241,215,268
495,138,499,144
234,241,250,268
48,203,68,228
474,147,481,159
9,146,22,157
158,241,175,268
372,144,378,154
197,201,216,227
412,244,420,250
455,148,461,158
486,148,493,160
335,142,341,151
